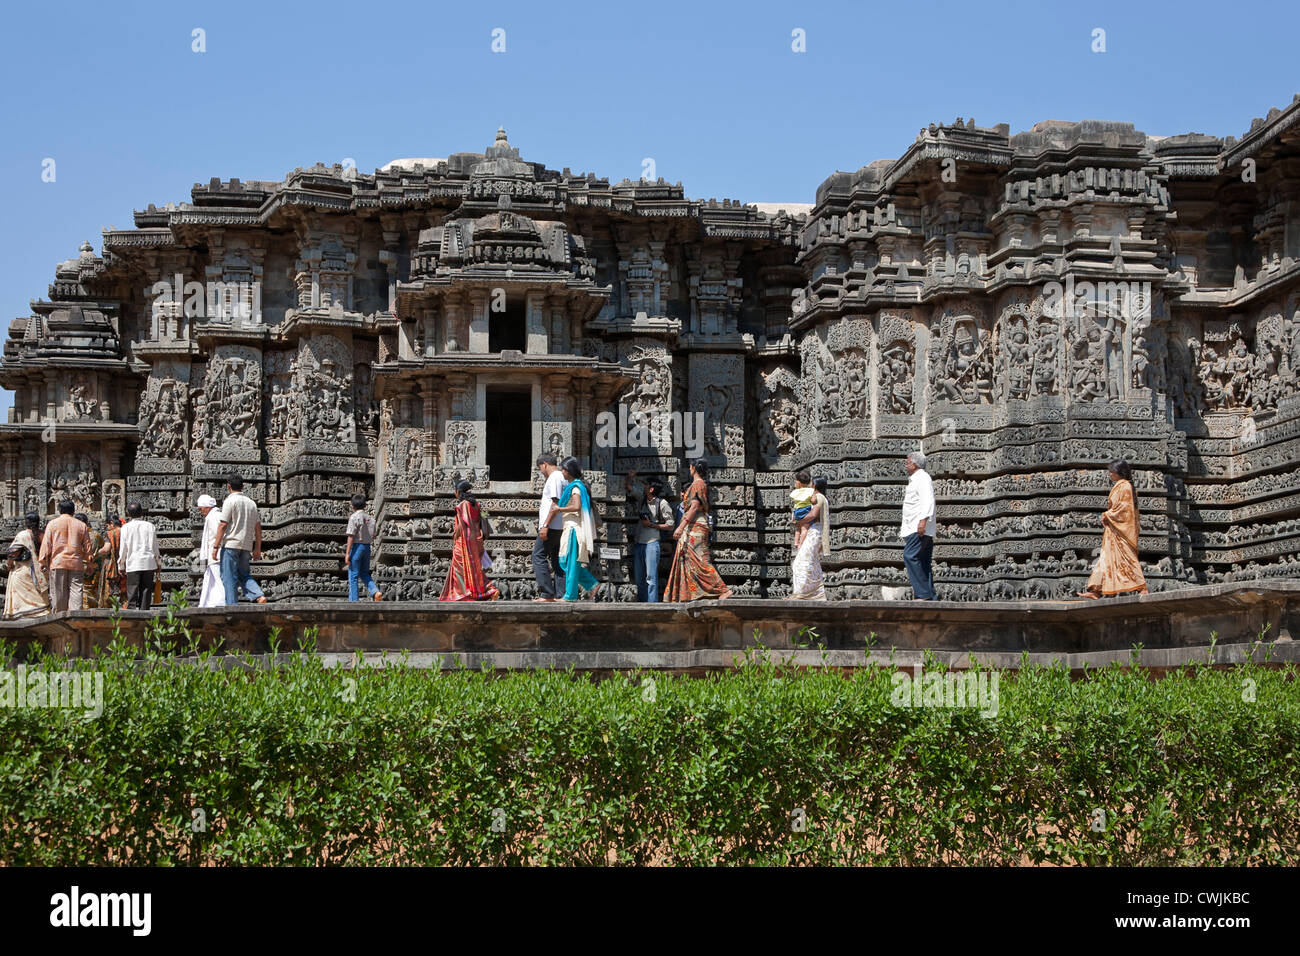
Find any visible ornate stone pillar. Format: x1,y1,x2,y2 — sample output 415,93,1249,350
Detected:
422,304,437,358
549,294,568,354
526,291,548,355
444,292,465,352
468,289,489,353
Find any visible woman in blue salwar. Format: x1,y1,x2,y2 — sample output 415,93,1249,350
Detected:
543,457,599,602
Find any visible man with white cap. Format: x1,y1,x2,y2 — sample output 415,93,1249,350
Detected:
197,493,226,607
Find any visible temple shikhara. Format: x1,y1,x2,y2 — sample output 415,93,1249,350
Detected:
4,99,1300,603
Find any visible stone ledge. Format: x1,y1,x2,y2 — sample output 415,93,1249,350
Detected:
2,581,1296,667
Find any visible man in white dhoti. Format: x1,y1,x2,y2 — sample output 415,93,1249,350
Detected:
197,494,226,607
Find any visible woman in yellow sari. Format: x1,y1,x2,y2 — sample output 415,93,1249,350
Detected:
4,513,50,619
1079,459,1148,598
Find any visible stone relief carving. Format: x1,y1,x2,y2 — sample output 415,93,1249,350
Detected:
881,341,916,414
993,312,1032,402
1066,311,1124,404
203,346,262,449
445,421,477,467
620,343,672,419
930,304,993,404
48,449,99,512
65,375,100,421
298,335,355,443
137,377,189,460
758,365,799,458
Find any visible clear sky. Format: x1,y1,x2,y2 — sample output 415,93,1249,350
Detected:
2,0,1297,419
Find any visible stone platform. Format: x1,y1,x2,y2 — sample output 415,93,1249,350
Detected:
3,581,1299,674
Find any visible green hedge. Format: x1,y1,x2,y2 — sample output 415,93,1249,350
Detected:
1,622,1297,865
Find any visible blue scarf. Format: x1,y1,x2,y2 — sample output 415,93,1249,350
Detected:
560,479,591,517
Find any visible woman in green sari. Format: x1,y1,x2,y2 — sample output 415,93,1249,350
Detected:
544,457,599,602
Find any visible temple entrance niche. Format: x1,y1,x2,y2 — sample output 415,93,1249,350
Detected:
486,387,532,480
489,294,527,353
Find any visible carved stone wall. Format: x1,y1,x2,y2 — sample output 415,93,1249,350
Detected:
3,105,1300,603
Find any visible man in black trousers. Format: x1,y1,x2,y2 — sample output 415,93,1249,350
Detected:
531,453,566,602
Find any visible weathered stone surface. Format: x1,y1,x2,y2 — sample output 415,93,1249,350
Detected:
3,103,1300,604
2,582,1297,675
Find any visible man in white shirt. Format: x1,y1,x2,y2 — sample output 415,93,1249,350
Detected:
531,452,567,601
119,501,161,610
211,473,266,605
899,451,937,600
196,494,226,608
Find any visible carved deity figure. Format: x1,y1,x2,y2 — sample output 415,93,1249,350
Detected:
1226,338,1253,409
841,351,868,419
1132,332,1151,390
1252,333,1284,411
67,379,98,420
1071,327,1109,402
449,430,471,466
704,383,733,455
1197,344,1228,410
819,355,843,422
1006,329,1031,400
935,326,990,404
190,386,207,454
882,343,915,413
1169,341,1202,417
763,397,798,457
626,355,669,418
268,382,288,439
1033,328,1059,396
138,382,188,458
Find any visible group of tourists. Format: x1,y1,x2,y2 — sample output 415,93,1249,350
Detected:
495,450,1147,604
3,498,161,618
518,454,735,604
3,454,1149,617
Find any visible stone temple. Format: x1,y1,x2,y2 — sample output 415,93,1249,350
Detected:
3,100,1300,605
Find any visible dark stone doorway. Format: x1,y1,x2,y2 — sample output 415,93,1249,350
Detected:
486,388,531,481
489,299,527,352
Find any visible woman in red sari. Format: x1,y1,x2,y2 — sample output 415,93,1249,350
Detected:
664,459,734,602
439,481,501,601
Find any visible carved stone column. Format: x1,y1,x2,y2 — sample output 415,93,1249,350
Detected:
526,291,548,355
548,294,568,354
468,289,489,353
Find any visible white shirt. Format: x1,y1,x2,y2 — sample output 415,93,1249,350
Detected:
120,518,161,572
539,469,565,531
899,469,936,539
200,508,224,567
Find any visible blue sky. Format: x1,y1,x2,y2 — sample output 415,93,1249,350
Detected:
2,0,1297,419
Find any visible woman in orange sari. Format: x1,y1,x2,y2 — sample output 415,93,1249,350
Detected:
1079,459,1148,598
440,481,500,601
664,459,733,602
